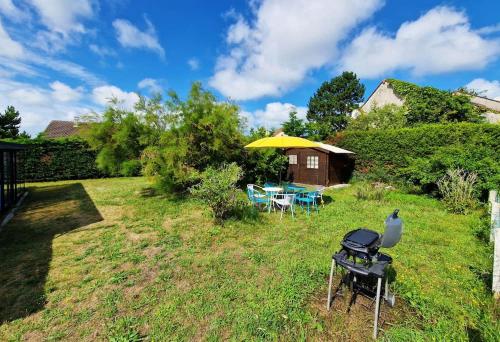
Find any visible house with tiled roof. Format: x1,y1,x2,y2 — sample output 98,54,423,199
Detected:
43,120,86,139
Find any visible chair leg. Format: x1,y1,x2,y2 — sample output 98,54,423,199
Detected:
373,277,382,339
327,258,336,310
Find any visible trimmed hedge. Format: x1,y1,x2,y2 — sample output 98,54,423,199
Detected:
21,139,107,182
331,123,500,195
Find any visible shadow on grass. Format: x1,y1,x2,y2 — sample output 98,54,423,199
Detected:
0,183,103,323
322,195,334,205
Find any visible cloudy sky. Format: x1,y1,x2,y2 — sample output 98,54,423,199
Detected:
1,0,500,135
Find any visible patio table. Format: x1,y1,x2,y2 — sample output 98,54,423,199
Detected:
263,187,284,213
286,185,306,193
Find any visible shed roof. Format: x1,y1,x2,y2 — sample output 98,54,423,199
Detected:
0,141,27,150
316,142,354,154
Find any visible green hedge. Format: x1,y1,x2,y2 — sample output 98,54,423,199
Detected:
20,139,107,182
332,123,500,195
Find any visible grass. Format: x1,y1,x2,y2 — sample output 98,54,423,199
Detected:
0,178,497,341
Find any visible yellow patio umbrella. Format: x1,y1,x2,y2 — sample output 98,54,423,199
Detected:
245,136,320,149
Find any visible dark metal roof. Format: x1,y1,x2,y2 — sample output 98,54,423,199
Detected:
0,141,27,150
43,120,82,138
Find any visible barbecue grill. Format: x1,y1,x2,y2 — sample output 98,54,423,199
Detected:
326,209,403,339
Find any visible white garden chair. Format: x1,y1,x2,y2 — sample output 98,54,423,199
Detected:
271,193,296,220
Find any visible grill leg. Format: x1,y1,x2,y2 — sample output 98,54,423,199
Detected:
327,258,336,310
384,276,389,300
373,277,382,339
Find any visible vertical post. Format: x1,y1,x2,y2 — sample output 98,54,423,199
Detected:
490,190,500,297
373,277,382,339
327,258,335,310
490,190,498,242
0,151,3,212
494,228,500,297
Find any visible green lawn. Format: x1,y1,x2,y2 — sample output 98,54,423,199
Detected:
0,178,497,341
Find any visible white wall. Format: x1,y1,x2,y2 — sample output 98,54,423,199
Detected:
361,81,404,112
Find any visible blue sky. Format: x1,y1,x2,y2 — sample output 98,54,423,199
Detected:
1,0,500,135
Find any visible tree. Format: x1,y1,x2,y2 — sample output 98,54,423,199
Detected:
282,110,307,137
0,106,22,138
307,72,365,137
84,98,148,176
347,104,408,131
142,82,246,192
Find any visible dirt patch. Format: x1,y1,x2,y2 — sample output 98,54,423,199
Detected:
142,246,162,258
307,276,416,341
99,205,134,223
22,329,45,341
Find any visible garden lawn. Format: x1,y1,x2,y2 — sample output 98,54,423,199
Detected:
0,178,497,341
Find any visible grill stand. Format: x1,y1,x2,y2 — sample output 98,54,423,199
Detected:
326,256,392,339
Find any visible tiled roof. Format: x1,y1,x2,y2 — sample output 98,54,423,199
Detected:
43,120,82,139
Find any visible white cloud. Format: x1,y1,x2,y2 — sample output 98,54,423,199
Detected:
25,0,96,52
27,0,94,34
0,0,29,22
0,18,24,58
339,6,500,78
241,102,307,130
113,18,165,57
0,17,102,84
188,57,199,70
138,78,162,93
0,79,140,135
92,85,139,110
50,81,84,102
210,0,382,101
477,23,500,35
89,44,116,57
466,78,500,101
0,78,96,135
29,53,102,85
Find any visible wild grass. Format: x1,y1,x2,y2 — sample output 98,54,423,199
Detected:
0,178,497,341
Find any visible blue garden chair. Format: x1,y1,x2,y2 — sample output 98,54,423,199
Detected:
296,190,319,215
247,184,270,209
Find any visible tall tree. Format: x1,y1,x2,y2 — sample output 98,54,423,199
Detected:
282,110,307,137
142,82,246,191
0,106,22,138
307,71,365,137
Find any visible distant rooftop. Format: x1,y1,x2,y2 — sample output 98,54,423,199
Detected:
43,120,84,139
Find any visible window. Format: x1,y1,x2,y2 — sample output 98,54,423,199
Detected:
306,156,319,169
288,154,297,165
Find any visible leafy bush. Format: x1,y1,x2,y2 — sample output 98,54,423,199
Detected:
190,163,243,223
142,82,246,192
333,123,500,199
120,159,142,176
400,144,499,197
348,104,408,130
387,79,483,124
84,102,151,176
437,169,478,214
19,138,106,182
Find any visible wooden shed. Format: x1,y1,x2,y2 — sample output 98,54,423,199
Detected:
0,141,26,213
285,143,354,186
